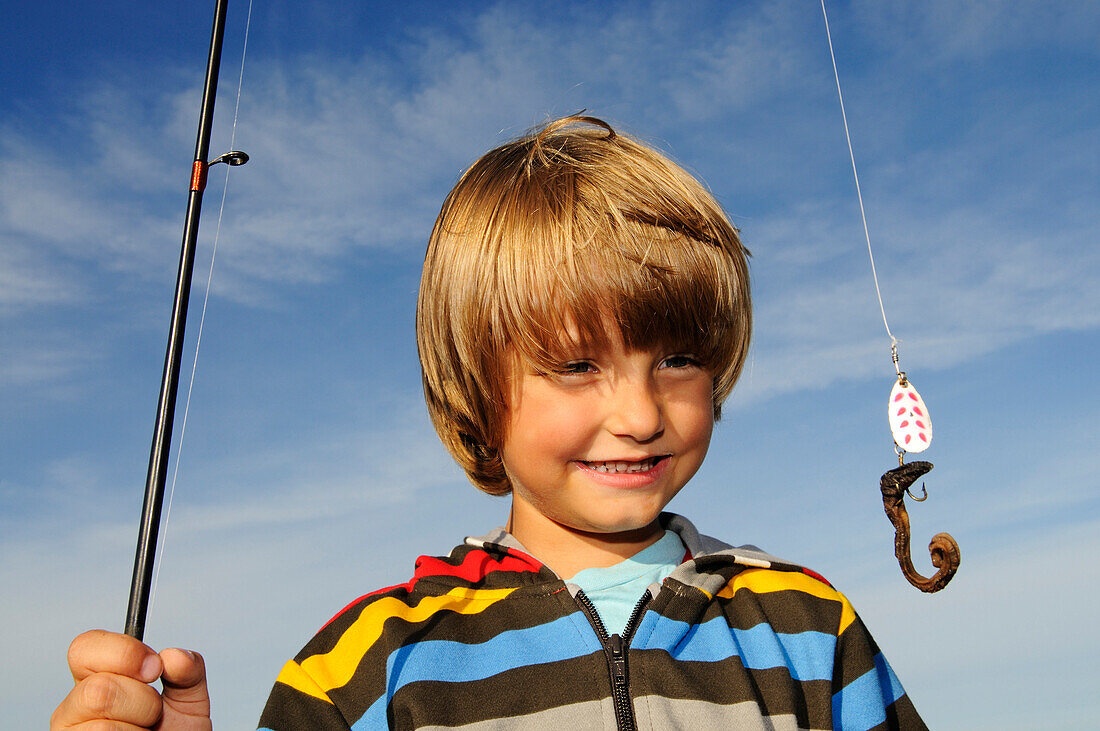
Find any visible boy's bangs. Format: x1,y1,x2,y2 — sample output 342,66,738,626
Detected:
500,218,741,375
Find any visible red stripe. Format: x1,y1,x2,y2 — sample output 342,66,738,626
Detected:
800,567,833,587
412,548,543,584
321,582,410,630
319,547,543,630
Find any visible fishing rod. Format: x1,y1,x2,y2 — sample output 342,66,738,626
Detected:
125,0,249,640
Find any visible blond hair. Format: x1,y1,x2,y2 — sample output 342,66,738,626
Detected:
417,116,751,495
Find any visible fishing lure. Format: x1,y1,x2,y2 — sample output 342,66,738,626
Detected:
821,0,960,592
888,377,931,454
880,352,960,593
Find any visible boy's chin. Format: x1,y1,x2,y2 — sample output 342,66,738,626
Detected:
511,489,673,545
559,512,666,540
591,522,665,543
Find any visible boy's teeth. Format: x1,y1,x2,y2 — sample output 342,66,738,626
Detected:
586,458,658,473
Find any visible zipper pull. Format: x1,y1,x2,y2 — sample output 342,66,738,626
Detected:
609,633,627,686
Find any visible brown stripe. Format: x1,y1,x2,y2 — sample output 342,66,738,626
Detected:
632,650,833,730
656,576,844,635
881,694,929,731
257,681,349,730
386,654,613,728
831,614,881,696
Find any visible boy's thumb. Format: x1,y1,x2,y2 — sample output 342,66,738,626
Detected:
159,648,211,720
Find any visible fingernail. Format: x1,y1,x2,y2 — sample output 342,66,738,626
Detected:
179,649,197,661
141,654,160,681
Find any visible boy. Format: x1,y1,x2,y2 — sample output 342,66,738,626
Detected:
54,116,925,729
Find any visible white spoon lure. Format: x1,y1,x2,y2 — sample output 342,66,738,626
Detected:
888,378,932,454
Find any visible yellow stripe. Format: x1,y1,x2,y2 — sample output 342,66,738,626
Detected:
277,586,517,701
274,659,335,704
716,569,856,634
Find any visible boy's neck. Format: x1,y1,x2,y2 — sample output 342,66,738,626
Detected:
506,505,665,579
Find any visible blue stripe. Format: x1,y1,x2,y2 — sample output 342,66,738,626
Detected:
832,653,906,731
633,613,835,681
351,612,602,729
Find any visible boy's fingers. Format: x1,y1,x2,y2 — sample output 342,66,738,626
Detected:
68,630,162,684
159,648,212,722
50,671,162,728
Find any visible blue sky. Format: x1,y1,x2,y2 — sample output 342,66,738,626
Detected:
2,1,1097,728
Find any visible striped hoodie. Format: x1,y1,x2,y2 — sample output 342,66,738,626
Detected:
259,514,926,730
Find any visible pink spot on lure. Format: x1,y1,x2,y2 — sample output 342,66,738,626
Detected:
888,379,932,454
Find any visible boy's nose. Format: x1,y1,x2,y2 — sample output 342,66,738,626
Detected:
605,379,664,442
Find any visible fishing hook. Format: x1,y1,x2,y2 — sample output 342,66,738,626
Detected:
879,460,960,593
893,445,927,500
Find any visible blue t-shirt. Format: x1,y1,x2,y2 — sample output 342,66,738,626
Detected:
567,529,685,635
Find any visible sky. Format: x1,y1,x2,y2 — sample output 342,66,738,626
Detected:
2,0,1097,728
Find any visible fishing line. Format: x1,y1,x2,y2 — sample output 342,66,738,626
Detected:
150,0,255,615
820,0,897,352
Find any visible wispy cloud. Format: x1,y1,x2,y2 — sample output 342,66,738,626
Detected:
5,1,1093,402
0,244,82,311
853,0,1100,63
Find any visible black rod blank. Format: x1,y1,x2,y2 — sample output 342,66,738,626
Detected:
125,0,231,641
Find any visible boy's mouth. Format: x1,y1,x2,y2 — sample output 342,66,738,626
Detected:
580,456,665,474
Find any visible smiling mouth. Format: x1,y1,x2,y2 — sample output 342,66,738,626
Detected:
581,456,666,474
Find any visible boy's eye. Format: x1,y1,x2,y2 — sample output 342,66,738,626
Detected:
557,361,597,375
660,355,699,370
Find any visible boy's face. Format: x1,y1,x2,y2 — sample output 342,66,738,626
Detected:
501,329,714,552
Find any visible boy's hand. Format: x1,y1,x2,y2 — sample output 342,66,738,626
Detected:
51,629,212,730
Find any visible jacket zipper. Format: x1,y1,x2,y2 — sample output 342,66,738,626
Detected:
575,589,653,731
